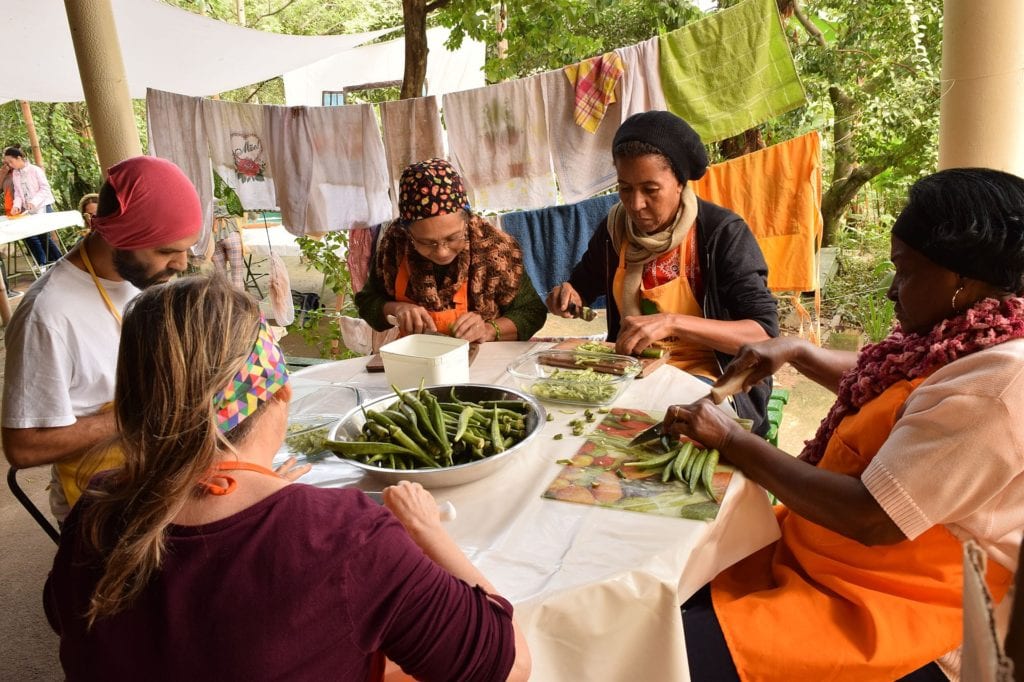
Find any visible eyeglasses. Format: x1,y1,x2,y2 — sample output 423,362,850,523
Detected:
409,231,468,251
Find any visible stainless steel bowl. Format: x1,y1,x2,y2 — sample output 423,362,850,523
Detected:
328,383,547,488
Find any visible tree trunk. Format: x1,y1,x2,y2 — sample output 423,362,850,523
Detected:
401,0,429,99
819,85,888,246
718,128,765,159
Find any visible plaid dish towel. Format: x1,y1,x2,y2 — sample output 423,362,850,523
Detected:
564,52,624,133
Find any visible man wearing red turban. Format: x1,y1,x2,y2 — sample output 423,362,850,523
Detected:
1,156,202,521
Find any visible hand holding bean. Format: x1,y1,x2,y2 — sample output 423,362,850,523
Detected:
450,312,490,343
546,282,582,318
387,302,437,335
383,480,443,537
663,400,739,452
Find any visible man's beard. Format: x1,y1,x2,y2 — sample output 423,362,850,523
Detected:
112,249,177,289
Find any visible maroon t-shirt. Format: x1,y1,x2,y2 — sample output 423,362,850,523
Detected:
45,485,515,681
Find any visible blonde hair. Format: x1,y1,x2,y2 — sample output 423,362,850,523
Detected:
79,275,261,627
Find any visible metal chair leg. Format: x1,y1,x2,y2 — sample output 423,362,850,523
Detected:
6,468,60,544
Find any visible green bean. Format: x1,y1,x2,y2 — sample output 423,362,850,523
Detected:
381,409,429,446
490,406,505,454
425,393,452,462
622,449,678,469
324,440,416,456
687,449,708,489
394,385,440,444
454,406,474,442
387,427,439,468
702,449,719,502
661,446,679,483
673,441,695,484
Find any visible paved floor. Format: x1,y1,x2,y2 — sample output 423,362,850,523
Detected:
0,252,831,680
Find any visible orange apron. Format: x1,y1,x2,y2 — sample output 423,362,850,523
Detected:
612,240,719,379
394,256,468,336
710,379,1014,681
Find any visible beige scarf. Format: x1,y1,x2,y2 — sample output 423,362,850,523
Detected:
606,186,698,317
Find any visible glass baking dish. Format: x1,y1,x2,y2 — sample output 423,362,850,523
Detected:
506,349,641,406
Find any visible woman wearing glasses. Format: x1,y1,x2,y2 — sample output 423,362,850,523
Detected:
356,158,547,343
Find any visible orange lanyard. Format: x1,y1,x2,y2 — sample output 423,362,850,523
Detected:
199,461,280,496
79,240,122,325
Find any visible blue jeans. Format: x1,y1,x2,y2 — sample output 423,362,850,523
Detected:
22,205,61,266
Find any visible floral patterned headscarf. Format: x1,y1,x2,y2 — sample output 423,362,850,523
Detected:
398,159,470,224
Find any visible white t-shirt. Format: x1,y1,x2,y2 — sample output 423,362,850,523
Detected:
3,259,140,428
2,259,140,518
863,338,1024,571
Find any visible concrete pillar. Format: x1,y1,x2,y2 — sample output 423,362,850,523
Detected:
938,0,1024,176
63,0,142,173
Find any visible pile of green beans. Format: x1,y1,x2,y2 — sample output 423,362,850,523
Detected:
326,385,532,470
622,442,720,502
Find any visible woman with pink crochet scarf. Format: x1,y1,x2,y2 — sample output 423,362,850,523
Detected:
668,168,1024,681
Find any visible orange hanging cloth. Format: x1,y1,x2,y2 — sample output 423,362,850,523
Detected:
710,378,1013,680
690,131,823,293
394,255,468,336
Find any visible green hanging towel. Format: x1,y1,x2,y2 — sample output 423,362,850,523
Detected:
658,0,807,143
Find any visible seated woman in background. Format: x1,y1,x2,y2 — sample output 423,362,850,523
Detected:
546,111,778,434
669,168,1024,681
355,158,547,343
44,275,530,682
78,193,98,230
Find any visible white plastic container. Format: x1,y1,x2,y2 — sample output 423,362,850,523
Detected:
379,334,470,389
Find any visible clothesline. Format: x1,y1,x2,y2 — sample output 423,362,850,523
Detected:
148,0,806,243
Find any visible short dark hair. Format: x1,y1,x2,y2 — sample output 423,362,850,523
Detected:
893,168,1024,293
2,145,25,159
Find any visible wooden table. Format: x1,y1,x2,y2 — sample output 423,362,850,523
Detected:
279,341,780,681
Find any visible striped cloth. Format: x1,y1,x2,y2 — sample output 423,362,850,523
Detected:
564,52,625,133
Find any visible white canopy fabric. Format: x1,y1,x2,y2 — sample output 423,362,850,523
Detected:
282,27,486,105
0,0,393,103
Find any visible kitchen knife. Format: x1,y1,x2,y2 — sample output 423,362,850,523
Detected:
626,367,757,447
363,490,457,522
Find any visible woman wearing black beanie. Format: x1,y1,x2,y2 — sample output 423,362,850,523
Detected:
547,110,778,434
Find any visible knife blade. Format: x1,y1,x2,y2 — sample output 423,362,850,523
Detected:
626,367,757,447
386,314,449,336
363,490,457,522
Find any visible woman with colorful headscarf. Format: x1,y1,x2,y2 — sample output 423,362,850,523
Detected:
44,275,530,681
669,168,1024,681
547,111,778,434
355,159,547,343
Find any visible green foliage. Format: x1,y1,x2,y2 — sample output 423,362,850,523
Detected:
440,0,703,82
287,231,361,359
0,101,102,212
786,0,943,238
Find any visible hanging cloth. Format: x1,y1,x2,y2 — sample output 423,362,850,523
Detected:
443,75,557,211
563,52,624,133
658,0,806,143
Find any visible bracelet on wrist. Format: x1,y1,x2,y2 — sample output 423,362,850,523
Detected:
487,319,502,341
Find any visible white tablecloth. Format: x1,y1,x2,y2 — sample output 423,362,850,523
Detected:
240,224,302,259
278,341,780,681
0,210,83,245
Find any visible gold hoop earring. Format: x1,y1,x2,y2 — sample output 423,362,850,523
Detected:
951,286,964,313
